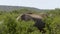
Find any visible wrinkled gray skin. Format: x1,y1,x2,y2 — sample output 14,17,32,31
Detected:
21,14,32,21
21,13,46,33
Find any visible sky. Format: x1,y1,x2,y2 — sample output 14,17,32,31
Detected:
0,0,60,9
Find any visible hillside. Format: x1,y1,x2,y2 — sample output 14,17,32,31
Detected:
0,5,44,12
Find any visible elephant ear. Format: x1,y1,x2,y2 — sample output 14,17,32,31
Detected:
24,14,32,21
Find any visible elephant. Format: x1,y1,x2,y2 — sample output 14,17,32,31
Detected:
17,13,46,33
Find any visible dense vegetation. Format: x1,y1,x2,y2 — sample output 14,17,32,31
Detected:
0,8,60,34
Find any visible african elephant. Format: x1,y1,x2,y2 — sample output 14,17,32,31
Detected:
20,13,46,33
